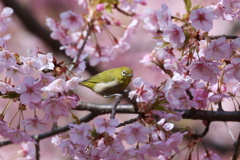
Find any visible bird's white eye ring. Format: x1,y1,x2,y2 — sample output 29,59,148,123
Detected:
122,70,127,76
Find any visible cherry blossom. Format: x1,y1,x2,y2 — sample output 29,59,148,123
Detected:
160,132,183,157
118,122,149,145
58,139,76,157
7,129,34,144
94,117,118,134
76,52,88,73
98,138,125,159
210,2,233,21
29,102,42,110
20,56,40,75
229,38,240,54
15,76,42,105
129,77,155,103
190,88,209,109
0,81,13,94
204,37,230,61
202,151,222,160
208,92,230,103
0,121,11,137
164,73,193,107
60,11,84,31
164,58,185,74
46,17,72,45
187,61,220,84
35,73,55,88
119,0,146,13
68,123,91,146
224,58,240,81
0,34,11,47
223,0,240,10
0,49,16,67
41,78,66,96
18,142,36,160
37,52,54,71
0,7,14,33
142,8,160,32
140,141,163,157
163,24,185,48
118,147,143,160
42,97,69,122
156,46,175,61
6,65,24,81
20,117,47,132
60,45,78,58
156,4,172,30
66,77,82,90
190,7,215,32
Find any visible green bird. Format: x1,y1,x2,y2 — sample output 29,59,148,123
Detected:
80,67,133,97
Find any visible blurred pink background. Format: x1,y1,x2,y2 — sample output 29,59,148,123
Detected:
0,0,239,159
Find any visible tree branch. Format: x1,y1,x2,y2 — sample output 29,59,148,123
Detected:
208,35,239,40
232,132,240,160
75,102,240,122
2,0,62,53
0,112,96,147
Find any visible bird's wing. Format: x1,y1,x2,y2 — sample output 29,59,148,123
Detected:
83,71,116,83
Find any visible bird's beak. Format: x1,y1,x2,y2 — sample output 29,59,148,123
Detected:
128,73,134,77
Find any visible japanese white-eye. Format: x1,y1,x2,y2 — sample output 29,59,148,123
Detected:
80,67,133,96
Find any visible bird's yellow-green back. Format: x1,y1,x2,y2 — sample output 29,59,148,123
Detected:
80,67,133,96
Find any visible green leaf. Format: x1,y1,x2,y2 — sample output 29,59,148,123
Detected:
184,0,192,13
151,99,175,114
105,4,113,13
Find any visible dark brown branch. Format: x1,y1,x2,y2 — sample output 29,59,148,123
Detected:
0,112,96,147
180,109,240,122
232,132,240,160
35,140,40,160
2,0,62,53
75,102,240,122
208,35,239,40
117,114,142,127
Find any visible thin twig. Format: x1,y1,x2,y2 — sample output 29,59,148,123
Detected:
192,121,211,139
225,122,236,143
117,114,142,127
69,22,93,72
110,93,124,119
113,4,136,17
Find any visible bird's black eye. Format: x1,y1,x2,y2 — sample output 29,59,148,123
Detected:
122,70,127,76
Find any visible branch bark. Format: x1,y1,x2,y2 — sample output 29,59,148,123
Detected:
0,112,96,147
75,101,240,122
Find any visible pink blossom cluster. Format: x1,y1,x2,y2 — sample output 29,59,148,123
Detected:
51,117,185,159
0,7,13,47
139,1,240,112
0,45,81,142
0,0,239,159
46,1,141,67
